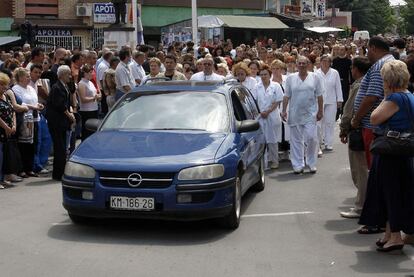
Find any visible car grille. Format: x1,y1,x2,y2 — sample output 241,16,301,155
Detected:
98,171,175,188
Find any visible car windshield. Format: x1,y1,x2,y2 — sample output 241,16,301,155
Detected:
101,91,229,132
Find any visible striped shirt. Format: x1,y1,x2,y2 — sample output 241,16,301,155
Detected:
353,54,394,129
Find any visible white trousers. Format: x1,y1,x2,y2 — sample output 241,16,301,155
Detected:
265,143,279,166
290,123,318,170
322,104,337,147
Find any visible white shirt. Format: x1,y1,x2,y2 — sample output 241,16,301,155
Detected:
115,61,136,93
130,60,146,82
316,68,343,105
12,84,39,122
241,77,258,95
78,79,98,112
253,81,284,143
190,72,225,81
96,60,109,82
285,72,325,126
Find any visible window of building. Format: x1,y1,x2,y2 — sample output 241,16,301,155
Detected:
25,0,58,18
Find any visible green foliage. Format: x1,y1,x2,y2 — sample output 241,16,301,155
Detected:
401,0,414,34
328,0,396,34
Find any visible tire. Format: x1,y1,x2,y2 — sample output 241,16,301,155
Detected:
68,213,91,224
251,154,265,192
222,173,242,229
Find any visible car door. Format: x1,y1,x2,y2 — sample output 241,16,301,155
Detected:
231,88,263,193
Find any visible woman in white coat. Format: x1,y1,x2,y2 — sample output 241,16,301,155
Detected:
233,62,257,95
316,54,343,151
253,65,284,169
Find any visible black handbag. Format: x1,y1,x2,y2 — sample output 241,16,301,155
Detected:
370,93,414,157
349,128,365,151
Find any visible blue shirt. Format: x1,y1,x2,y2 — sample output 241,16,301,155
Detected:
354,54,395,129
380,92,414,132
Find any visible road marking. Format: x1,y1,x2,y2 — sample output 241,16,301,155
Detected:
242,211,314,218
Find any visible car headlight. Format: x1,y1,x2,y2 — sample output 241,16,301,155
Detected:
64,161,96,179
178,164,225,181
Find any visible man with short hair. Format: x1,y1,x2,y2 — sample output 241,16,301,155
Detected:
351,36,395,169
282,56,324,174
130,51,146,85
25,47,45,70
161,55,186,80
393,38,407,60
190,57,224,81
115,49,136,100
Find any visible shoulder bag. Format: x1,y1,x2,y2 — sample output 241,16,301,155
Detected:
370,93,414,157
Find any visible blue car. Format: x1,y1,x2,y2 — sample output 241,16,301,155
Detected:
62,80,266,229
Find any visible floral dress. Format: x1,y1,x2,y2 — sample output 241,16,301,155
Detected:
0,95,13,142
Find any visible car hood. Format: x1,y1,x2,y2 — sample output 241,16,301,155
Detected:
71,130,228,171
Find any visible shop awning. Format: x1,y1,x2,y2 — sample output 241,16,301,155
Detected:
305,27,344,33
0,36,21,46
198,15,289,29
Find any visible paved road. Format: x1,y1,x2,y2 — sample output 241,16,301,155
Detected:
1,135,414,277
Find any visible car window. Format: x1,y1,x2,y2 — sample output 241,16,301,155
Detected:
101,91,230,133
234,88,255,120
231,92,247,121
237,87,259,118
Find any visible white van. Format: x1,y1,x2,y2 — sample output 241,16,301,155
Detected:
354,30,370,41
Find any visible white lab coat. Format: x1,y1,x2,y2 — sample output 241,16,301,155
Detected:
253,81,284,143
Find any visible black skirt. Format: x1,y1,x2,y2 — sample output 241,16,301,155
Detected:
3,138,23,174
359,154,414,234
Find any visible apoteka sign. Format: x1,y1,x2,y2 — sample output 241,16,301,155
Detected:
94,3,116,23
37,29,72,37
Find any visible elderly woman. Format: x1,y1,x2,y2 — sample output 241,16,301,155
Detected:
12,68,44,178
316,54,343,151
359,60,414,252
78,64,100,141
216,63,231,78
103,56,120,110
233,62,257,94
253,65,284,169
140,58,164,85
46,65,75,181
0,73,16,188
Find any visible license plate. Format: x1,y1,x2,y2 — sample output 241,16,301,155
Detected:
110,196,155,211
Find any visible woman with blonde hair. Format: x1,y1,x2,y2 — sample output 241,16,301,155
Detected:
0,73,16,188
232,62,257,94
12,68,44,178
140,57,163,84
359,60,414,252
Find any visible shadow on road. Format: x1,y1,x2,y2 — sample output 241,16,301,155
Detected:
25,178,56,186
47,191,258,246
325,219,359,232
350,250,413,274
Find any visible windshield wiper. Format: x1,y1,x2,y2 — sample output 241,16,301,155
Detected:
151,128,207,131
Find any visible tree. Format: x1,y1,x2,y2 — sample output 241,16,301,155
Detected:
348,0,395,34
401,0,414,34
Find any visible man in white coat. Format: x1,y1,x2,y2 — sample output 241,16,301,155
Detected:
282,56,324,174
190,57,225,81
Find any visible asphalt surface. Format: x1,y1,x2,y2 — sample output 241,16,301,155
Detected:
1,133,414,277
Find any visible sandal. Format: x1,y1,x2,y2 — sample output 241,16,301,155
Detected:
26,172,39,177
358,225,385,234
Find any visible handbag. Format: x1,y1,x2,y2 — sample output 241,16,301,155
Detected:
349,128,365,151
370,93,414,157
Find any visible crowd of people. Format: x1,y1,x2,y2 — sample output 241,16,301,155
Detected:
0,34,414,252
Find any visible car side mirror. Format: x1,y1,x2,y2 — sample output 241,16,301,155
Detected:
236,120,260,133
85,118,102,132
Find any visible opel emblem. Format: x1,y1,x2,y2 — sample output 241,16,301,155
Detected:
127,173,143,187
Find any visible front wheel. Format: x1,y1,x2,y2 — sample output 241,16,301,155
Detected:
222,173,242,229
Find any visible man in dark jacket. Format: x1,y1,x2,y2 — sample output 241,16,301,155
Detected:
46,65,75,180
